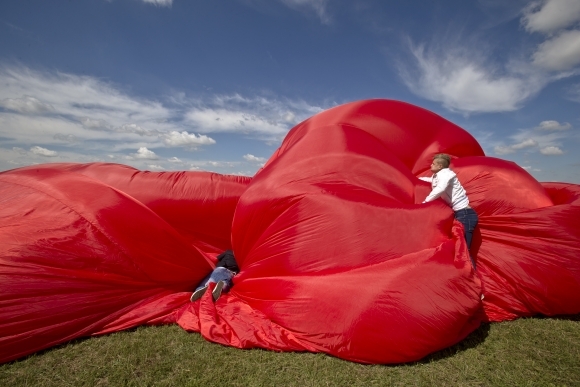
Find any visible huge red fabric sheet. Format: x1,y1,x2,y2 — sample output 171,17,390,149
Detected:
1,100,579,364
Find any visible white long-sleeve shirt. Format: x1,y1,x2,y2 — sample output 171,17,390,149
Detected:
419,168,470,211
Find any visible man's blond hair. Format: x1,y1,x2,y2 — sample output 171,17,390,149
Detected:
433,153,451,168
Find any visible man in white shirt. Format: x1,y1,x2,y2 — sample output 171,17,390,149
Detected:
419,154,479,269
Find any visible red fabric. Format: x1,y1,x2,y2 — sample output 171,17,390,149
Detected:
1,99,578,364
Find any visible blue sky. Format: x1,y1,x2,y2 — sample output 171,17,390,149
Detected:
1,0,579,182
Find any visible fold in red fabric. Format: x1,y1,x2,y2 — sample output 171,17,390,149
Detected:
1,99,578,364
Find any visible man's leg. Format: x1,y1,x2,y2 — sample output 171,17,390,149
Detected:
464,209,478,249
455,209,479,269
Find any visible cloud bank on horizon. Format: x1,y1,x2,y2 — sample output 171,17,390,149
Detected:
0,0,578,182
0,66,323,174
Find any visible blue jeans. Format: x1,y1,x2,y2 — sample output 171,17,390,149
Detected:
195,267,235,292
454,207,479,268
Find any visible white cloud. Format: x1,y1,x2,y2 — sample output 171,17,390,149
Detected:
513,138,539,149
189,160,240,169
12,147,27,155
493,138,538,154
162,131,216,147
167,156,182,163
0,66,222,165
400,43,546,112
536,120,572,130
569,82,580,101
494,145,516,155
0,66,175,145
80,121,162,136
0,65,322,174
185,108,288,136
184,94,322,141
399,1,580,113
493,124,573,156
53,133,78,143
520,165,542,171
532,29,580,70
80,117,110,130
146,164,166,170
0,96,54,114
280,0,330,24
237,0,331,24
540,145,565,154
522,0,580,34
243,154,267,162
141,0,173,7
0,66,322,148
12,69,163,119
118,123,158,136
132,147,158,160
30,146,58,157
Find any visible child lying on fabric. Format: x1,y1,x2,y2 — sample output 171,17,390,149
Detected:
190,250,239,302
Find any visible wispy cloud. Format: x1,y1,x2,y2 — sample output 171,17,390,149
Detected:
492,120,573,156
141,0,173,7
185,108,287,136
162,131,216,148
532,29,580,71
30,146,58,157
568,82,580,101
53,133,78,143
0,96,54,114
521,0,580,33
535,120,571,130
130,147,159,160
243,154,267,163
186,160,245,174
146,164,166,170
399,0,580,113
183,93,323,142
398,42,547,112
540,145,564,154
279,0,331,24
494,138,538,155
522,0,580,72
237,0,331,24
0,65,323,174
0,65,183,148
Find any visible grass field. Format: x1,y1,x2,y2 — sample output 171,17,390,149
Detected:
1,315,579,387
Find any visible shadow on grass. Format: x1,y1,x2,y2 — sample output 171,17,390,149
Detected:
4,336,92,366
539,313,580,321
411,312,580,365
413,322,491,364
3,325,148,366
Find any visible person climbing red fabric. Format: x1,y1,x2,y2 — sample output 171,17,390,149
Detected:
420,153,479,269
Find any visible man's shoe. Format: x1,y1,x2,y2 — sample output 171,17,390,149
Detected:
190,286,208,302
212,281,225,301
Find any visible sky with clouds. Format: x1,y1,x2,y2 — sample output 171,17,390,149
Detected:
1,0,579,182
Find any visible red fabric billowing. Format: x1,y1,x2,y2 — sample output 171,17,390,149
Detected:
0,99,579,364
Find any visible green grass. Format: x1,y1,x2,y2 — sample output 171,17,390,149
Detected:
1,315,579,387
